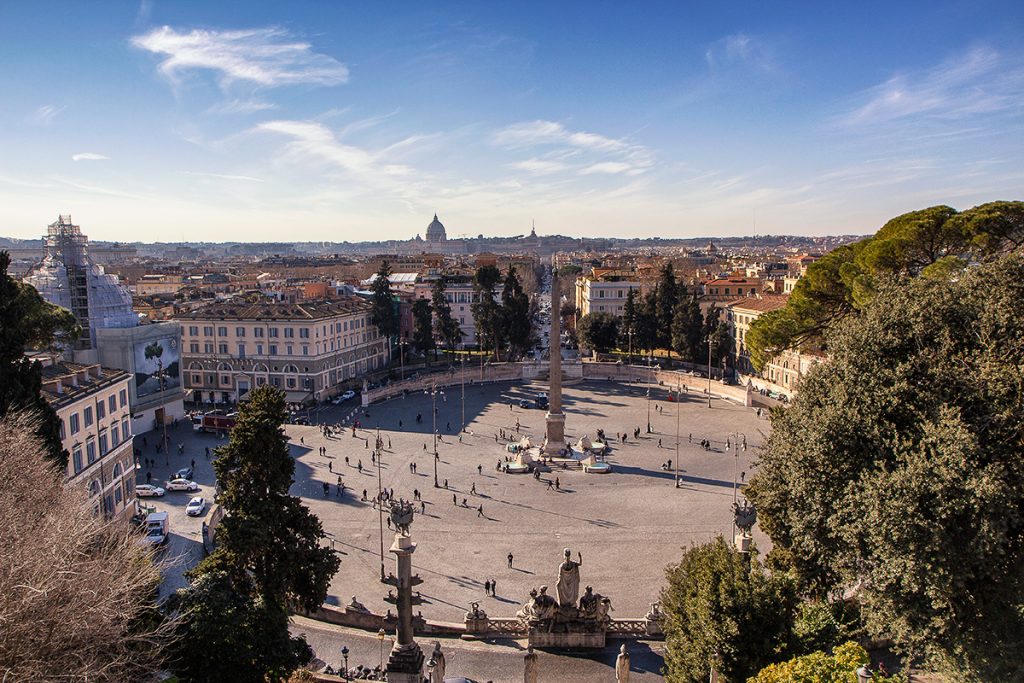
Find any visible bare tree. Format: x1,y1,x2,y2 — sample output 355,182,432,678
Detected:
0,413,174,682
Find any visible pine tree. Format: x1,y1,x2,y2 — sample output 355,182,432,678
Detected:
411,298,434,362
370,260,398,339
431,276,462,357
620,287,638,361
655,263,678,351
501,266,532,359
471,265,503,359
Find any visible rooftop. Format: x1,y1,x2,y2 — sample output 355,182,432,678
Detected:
727,295,789,313
179,296,372,321
38,361,130,410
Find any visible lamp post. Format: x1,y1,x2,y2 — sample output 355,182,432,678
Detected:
426,655,437,681
341,646,349,681
646,387,652,434
399,339,406,381
377,628,386,671
674,376,681,488
706,334,713,408
376,430,385,580
431,381,440,487
461,352,466,433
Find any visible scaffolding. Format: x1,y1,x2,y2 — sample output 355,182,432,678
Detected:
25,215,137,349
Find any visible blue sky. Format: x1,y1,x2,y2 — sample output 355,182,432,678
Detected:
1,1,1022,242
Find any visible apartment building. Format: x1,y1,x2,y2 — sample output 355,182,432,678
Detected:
574,276,641,318
40,360,137,521
178,297,388,404
413,277,484,348
725,295,822,395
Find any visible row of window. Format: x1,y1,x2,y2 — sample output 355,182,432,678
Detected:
187,319,369,340
71,416,132,476
66,388,128,437
187,335,376,357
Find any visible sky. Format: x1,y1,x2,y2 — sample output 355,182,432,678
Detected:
1,1,1023,243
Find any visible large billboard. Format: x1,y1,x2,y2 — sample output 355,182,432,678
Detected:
134,336,181,397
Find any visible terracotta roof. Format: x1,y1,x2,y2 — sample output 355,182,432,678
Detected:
727,295,789,313
39,362,130,410
179,296,372,321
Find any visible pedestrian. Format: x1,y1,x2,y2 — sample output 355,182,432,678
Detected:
337,475,342,486
477,464,482,475
446,422,451,431
424,443,427,450
146,471,152,484
453,494,457,505
497,460,502,471
658,439,662,448
462,497,468,507
345,456,350,465
421,501,426,514
329,461,333,473
555,477,560,491
490,578,496,595
362,489,367,501
444,479,449,489
300,437,304,445
322,482,329,496
399,419,403,428
688,433,692,443
205,446,210,458
471,483,476,495
547,480,554,490
477,504,484,517
388,437,391,449
507,552,514,568
357,460,362,472
484,579,491,595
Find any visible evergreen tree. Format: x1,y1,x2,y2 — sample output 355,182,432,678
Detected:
577,312,619,355
370,260,398,340
501,266,532,359
431,277,462,356
175,386,339,682
671,296,703,363
662,537,797,683
0,251,79,469
655,263,678,350
411,298,434,362
634,288,659,355
470,265,503,359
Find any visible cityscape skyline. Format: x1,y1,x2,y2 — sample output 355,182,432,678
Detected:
2,1,1023,243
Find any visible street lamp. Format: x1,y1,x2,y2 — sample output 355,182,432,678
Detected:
426,655,437,681
674,377,681,488
706,334,713,408
460,352,466,433
399,339,406,381
377,628,386,671
431,381,442,487
340,646,349,681
376,430,385,580
646,387,652,434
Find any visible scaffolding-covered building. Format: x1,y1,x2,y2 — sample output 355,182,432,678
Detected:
23,215,138,350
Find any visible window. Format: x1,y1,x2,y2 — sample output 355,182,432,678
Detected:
237,343,246,358
286,345,293,355
300,328,310,338
59,418,65,441
254,327,264,338
344,321,348,331
119,389,127,407
269,344,278,355
121,418,130,439
84,406,93,427
111,423,120,446
108,395,116,414
96,399,105,420
114,486,122,505
284,327,294,338
287,377,296,388
302,345,309,356
189,326,199,336
190,343,199,353
256,343,264,355
204,343,214,354
221,375,230,385
72,446,83,474
203,326,214,336
269,328,279,338
236,326,246,337
217,326,228,336
271,377,281,387
86,439,96,465
256,377,266,386
218,343,228,354
192,373,201,384
99,432,109,455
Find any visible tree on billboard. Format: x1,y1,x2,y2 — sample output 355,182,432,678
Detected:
144,340,165,391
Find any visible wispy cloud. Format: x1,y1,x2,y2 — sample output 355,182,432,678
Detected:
255,119,414,179
207,98,278,115
705,33,777,73
131,26,349,88
494,120,653,178
28,104,66,126
838,47,1024,126
71,152,110,161
182,171,264,182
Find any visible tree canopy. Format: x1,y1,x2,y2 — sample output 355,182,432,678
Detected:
430,277,462,353
411,298,434,360
661,537,796,683
174,386,339,682
370,260,398,340
501,266,533,359
747,253,1024,681
746,201,1024,369
0,251,79,468
576,312,619,354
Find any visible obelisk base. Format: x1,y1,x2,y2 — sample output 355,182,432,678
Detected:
385,642,424,683
543,412,566,455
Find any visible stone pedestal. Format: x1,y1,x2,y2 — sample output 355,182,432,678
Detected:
542,411,566,455
528,628,605,649
383,531,424,681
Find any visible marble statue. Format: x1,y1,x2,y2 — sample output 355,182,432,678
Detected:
429,641,445,683
615,644,630,683
523,645,538,683
534,586,559,620
578,585,599,618
516,589,539,622
555,548,583,607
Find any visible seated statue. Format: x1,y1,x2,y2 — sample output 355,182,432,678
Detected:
516,589,539,623
347,596,369,613
595,597,613,625
533,586,559,620
578,585,600,619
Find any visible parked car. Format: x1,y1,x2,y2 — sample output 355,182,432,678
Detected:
185,496,207,517
166,478,200,492
135,484,165,498
141,511,168,547
176,466,193,480
341,389,356,401
291,415,310,425
518,399,531,408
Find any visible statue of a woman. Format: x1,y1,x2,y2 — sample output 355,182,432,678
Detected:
555,548,582,607
615,644,630,682
429,641,446,683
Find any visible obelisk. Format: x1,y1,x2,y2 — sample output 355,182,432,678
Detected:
544,262,567,454
382,503,425,682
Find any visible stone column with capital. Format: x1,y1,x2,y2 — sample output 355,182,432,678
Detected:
382,505,425,682
544,261,566,454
